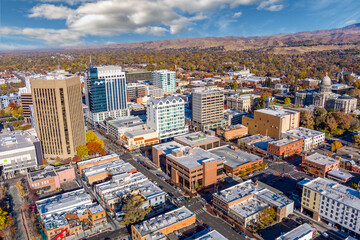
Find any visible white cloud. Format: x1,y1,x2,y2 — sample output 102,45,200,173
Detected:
233,11,243,18
345,20,356,25
2,0,284,46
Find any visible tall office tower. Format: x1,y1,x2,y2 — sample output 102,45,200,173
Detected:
152,70,176,94
192,88,226,130
31,70,86,160
20,77,33,123
147,96,188,140
85,64,129,124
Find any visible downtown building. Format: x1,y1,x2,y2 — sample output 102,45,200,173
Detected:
191,87,227,131
85,65,129,124
31,70,86,160
152,70,176,94
147,96,188,140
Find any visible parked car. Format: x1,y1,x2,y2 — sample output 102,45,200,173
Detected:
321,232,329,238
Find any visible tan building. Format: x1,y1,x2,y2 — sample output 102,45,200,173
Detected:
166,147,224,192
119,127,159,151
216,124,248,141
242,106,300,139
174,131,220,150
31,70,86,159
226,94,260,112
192,87,224,130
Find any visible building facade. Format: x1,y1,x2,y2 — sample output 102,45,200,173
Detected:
242,106,300,139
302,153,340,177
226,94,260,112
282,127,325,152
267,137,303,157
127,83,147,102
152,70,176,94
85,65,128,124
174,131,220,150
31,70,86,160
147,96,188,140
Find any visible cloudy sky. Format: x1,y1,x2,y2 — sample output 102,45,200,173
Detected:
0,0,359,50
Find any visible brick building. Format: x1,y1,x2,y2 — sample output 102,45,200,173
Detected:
151,141,184,168
301,153,340,177
166,147,224,192
126,83,147,102
28,164,75,193
76,154,119,176
216,124,248,141
267,137,303,157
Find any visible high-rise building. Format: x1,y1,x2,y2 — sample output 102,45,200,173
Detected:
85,65,128,124
152,70,176,93
126,83,147,102
147,96,188,140
31,70,86,160
192,88,226,130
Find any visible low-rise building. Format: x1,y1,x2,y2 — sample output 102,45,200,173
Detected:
210,146,263,176
0,130,43,179
166,147,224,192
216,124,248,141
226,94,260,112
276,223,316,240
301,177,360,235
106,116,146,141
213,180,293,228
28,164,75,193
77,154,119,176
326,169,352,184
120,127,159,151
174,131,220,150
192,230,228,240
267,137,303,157
282,127,325,152
224,109,248,125
95,172,166,217
36,189,107,240
131,206,196,240
151,141,184,168
82,160,137,185
302,153,340,177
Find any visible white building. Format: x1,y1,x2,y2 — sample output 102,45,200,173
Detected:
282,127,325,152
276,223,316,240
147,96,188,140
152,70,176,93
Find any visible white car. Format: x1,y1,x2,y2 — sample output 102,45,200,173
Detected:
321,232,329,238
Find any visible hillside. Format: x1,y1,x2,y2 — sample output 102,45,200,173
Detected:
75,24,360,53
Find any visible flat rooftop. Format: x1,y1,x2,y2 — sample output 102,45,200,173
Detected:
230,198,268,218
152,141,184,154
83,159,135,178
210,146,261,169
167,147,222,169
276,223,315,240
305,153,339,166
194,230,228,240
255,107,298,117
222,124,247,130
108,116,144,129
29,164,73,182
0,130,38,152
283,127,325,139
327,170,353,180
304,177,360,210
268,137,301,147
214,180,262,204
256,188,293,208
124,128,157,139
174,132,219,147
32,69,75,80
77,154,118,167
36,189,92,216
133,207,194,237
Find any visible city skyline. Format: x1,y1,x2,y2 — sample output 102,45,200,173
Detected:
0,0,359,50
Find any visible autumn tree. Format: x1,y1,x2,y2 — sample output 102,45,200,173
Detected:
15,180,27,199
284,97,291,105
326,115,338,134
230,82,238,89
258,207,276,228
72,155,81,162
121,195,152,226
300,110,314,129
94,138,105,149
353,135,360,147
76,145,89,158
331,141,343,152
86,131,98,143
87,141,102,155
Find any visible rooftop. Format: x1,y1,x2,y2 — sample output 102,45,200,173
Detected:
0,130,38,152
152,141,184,154
304,177,360,210
107,116,144,129
283,127,325,139
123,128,157,139
305,153,339,166
192,88,223,95
238,134,266,144
32,69,75,81
210,146,261,169
230,197,268,218
29,164,73,182
77,154,118,167
255,188,293,208
255,106,298,117
222,124,247,130
147,95,184,106
36,189,92,216
268,137,301,147
194,230,228,240
167,147,222,169
88,204,105,215
83,159,135,178
174,132,219,147
276,223,315,240
327,170,353,181
133,207,194,237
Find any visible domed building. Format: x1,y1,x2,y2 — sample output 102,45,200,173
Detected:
295,74,357,113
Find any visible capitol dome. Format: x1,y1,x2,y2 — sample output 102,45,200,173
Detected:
321,73,331,86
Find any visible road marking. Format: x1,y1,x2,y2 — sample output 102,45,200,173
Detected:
193,209,204,215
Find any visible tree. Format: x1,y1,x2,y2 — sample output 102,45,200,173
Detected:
0,208,9,228
86,141,102,155
42,159,48,165
331,112,352,130
100,149,108,156
76,145,89,158
331,141,343,152
230,82,238,89
354,80,360,89
284,97,291,105
121,195,152,226
353,135,360,146
86,131,98,143
300,110,314,129
326,115,338,134
94,138,105,149
16,180,27,199
72,155,81,162
258,207,276,227
351,182,358,189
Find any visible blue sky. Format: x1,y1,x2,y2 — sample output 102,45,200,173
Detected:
0,0,359,51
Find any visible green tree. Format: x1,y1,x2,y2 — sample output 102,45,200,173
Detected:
284,97,291,105
258,207,276,227
86,131,98,143
230,82,238,89
351,182,358,189
121,195,152,226
76,145,89,158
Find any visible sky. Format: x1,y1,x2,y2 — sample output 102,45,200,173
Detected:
0,0,359,51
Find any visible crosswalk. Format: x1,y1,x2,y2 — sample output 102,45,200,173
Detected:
193,209,205,215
